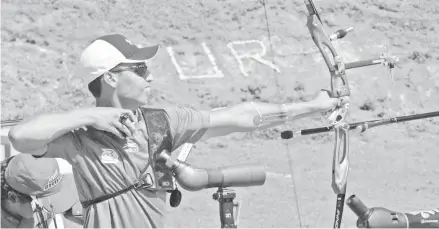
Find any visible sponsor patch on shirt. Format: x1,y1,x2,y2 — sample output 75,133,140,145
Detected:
100,149,119,164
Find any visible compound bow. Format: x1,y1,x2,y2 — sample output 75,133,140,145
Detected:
281,1,398,228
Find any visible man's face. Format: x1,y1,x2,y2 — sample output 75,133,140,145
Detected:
6,195,34,219
112,62,154,108
17,199,34,219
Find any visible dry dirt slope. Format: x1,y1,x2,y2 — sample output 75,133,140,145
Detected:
1,0,439,228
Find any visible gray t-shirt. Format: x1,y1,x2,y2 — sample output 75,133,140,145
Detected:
41,107,209,228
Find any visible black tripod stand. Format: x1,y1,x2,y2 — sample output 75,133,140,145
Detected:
212,187,241,228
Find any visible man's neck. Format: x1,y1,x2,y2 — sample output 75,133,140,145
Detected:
95,98,142,111
95,99,118,108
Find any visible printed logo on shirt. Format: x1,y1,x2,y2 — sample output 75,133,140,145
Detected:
155,171,164,179
100,149,119,164
123,138,139,154
43,169,63,191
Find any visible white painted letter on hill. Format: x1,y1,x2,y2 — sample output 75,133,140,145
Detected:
227,40,281,77
167,42,224,80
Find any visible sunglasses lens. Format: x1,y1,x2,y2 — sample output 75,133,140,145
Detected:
112,63,150,79
136,66,149,78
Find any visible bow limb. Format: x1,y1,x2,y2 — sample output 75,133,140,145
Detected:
332,124,350,194
305,3,350,99
331,122,350,229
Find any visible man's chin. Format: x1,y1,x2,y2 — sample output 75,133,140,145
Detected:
142,91,153,103
22,209,34,219
143,88,152,97
23,214,34,220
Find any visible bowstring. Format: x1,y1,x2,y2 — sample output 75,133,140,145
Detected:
260,0,280,89
285,143,304,228
259,0,304,227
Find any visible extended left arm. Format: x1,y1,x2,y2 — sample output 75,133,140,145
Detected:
201,100,322,140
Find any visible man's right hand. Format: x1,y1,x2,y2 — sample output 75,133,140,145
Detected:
88,107,137,139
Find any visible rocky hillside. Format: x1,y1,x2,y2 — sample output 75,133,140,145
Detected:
2,0,439,227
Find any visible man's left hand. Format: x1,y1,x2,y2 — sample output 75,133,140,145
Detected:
311,89,350,112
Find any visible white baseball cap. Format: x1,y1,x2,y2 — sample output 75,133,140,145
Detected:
75,34,160,85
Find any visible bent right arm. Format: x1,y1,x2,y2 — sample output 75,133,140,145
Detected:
9,107,137,156
8,109,96,155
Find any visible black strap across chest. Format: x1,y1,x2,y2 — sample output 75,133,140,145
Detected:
80,108,175,209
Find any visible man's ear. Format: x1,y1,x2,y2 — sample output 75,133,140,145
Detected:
8,191,17,203
102,72,118,88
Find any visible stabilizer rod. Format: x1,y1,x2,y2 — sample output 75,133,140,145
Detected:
281,111,439,139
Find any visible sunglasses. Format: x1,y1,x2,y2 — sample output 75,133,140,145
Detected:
110,63,151,79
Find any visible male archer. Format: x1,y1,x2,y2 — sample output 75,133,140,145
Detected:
8,34,349,228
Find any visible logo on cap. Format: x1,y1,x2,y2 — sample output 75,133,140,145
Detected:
44,170,63,191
